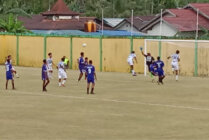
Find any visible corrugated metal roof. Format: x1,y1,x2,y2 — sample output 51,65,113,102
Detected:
103,18,124,27
90,30,144,36
32,30,87,35
31,30,144,36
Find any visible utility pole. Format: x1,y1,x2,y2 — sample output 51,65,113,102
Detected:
112,0,114,18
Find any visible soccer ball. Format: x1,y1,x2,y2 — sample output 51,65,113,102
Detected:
82,43,87,47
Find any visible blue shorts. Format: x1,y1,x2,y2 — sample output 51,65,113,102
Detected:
6,73,13,80
79,67,86,73
42,77,48,81
151,71,158,76
158,69,164,77
42,75,48,81
87,78,95,83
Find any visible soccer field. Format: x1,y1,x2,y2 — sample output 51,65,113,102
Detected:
0,66,209,140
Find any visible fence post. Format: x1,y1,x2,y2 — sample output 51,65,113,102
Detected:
100,36,103,72
43,36,47,59
158,39,162,57
16,35,19,66
194,40,198,76
130,36,133,52
70,36,73,69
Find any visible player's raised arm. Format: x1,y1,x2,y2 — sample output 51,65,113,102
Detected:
141,50,146,57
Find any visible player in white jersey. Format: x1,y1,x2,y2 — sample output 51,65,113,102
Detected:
47,53,56,79
127,51,137,76
167,50,180,81
57,57,67,87
5,55,19,78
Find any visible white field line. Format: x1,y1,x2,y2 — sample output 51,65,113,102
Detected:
1,90,209,112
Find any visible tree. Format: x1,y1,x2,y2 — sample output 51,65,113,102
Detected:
0,14,30,33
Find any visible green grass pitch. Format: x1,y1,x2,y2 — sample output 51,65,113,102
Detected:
1,66,209,140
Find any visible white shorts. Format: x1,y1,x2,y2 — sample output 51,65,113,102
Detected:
58,71,67,79
171,62,179,71
47,65,53,71
127,59,134,66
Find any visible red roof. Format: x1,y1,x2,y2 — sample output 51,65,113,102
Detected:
188,3,209,18
164,8,209,31
140,3,209,32
18,15,112,30
42,0,79,16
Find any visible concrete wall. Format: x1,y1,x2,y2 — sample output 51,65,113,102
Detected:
0,34,208,76
0,35,16,65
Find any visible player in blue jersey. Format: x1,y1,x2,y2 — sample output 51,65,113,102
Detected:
149,59,158,82
85,60,97,94
5,55,19,78
84,57,88,80
5,59,15,90
42,59,50,92
155,56,165,84
78,52,85,81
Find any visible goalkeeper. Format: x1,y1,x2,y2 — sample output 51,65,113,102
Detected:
63,56,69,69
140,47,154,77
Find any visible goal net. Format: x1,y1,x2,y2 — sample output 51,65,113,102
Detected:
144,39,209,76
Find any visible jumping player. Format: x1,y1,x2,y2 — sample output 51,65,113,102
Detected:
5,55,19,78
47,53,56,79
127,51,137,76
5,59,15,90
149,59,158,82
78,52,85,81
155,56,165,84
167,50,180,81
57,57,67,87
42,59,50,92
84,57,88,67
84,57,88,79
85,60,97,94
141,50,154,77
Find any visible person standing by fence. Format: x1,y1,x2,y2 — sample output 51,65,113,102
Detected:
127,51,137,76
167,50,180,81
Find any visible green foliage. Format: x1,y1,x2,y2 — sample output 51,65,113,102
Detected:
0,0,209,19
0,14,30,33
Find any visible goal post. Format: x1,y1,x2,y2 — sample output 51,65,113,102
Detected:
144,39,209,77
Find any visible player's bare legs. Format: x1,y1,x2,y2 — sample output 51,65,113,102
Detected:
43,80,46,91
78,73,83,81
91,83,95,94
158,76,165,84
130,65,136,76
12,80,15,89
87,83,90,94
6,80,8,90
62,78,67,87
48,70,53,79
175,70,179,81
58,79,61,86
43,79,50,91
